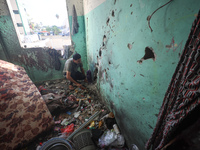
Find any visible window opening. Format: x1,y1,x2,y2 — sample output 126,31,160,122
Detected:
6,0,72,53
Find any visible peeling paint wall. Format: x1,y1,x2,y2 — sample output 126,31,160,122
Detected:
66,0,87,71
0,0,66,83
0,0,87,82
84,0,200,149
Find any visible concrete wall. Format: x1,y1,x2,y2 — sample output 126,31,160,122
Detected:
0,0,87,82
84,0,200,149
66,0,87,71
0,0,64,82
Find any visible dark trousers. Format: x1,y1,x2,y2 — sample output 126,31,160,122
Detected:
64,71,85,85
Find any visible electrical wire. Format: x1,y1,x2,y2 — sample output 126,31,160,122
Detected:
147,0,174,32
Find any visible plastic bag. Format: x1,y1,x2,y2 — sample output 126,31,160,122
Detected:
61,123,74,135
59,123,75,138
111,134,125,148
98,130,117,148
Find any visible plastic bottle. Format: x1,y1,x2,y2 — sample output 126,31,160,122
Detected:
111,124,125,148
113,124,120,135
61,119,68,125
100,114,109,120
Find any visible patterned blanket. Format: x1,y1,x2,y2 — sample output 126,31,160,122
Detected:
0,60,54,149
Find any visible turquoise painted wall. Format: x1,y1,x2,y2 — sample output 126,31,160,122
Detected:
85,0,200,149
68,16,88,71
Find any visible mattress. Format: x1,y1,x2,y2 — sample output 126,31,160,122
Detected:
0,60,54,149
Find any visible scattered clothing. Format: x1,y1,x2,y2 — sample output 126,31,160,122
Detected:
63,45,70,59
43,93,78,115
87,70,93,83
38,86,55,95
72,5,79,35
48,48,61,71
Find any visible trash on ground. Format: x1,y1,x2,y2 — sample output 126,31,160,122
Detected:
25,78,130,150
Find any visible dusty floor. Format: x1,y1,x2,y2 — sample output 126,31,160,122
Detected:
24,78,129,150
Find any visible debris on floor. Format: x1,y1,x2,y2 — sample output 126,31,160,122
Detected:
25,78,129,150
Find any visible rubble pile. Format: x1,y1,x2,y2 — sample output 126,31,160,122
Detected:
26,79,130,150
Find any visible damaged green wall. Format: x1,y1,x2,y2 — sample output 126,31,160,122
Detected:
0,0,88,82
0,0,68,83
84,0,200,149
66,0,88,71
68,16,87,71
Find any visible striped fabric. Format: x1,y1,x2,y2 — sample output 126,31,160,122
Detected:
146,10,200,150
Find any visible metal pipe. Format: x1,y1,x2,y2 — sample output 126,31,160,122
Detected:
67,111,101,140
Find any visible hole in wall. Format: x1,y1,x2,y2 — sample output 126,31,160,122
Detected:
114,0,116,5
110,82,113,88
99,49,102,57
131,12,133,15
127,43,132,50
93,67,98,81
104,69,108,80
97,56,99,65
112,10,115,17
148,124,153,129
109,61,112,65
130,4,133,7
106,18,110,25
137,47,156,64
140,74,144,77
110,100,115,110
143,47,156,60
103,35,107,42
103,35,107,46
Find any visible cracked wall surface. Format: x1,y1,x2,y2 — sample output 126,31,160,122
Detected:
84,0,200,149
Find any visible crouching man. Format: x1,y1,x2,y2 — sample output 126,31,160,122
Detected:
63,53,87,90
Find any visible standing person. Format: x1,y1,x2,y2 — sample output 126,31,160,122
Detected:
63,53,87,90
